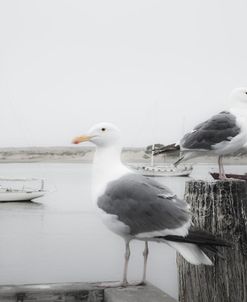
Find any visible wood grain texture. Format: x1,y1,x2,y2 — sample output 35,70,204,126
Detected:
178,180,247,302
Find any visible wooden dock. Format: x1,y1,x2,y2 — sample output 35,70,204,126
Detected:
0,282,177,302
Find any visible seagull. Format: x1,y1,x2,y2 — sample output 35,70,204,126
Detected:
72,122,230,286
173,88,247,179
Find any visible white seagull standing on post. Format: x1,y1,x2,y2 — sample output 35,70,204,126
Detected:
173,88,247,179
72,122,230,286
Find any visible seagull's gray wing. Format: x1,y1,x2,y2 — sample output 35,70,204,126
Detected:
97,173,190,236
181,111,240,150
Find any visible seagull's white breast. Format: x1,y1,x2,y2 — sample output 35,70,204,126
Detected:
213,109,247,155
91,145,133,238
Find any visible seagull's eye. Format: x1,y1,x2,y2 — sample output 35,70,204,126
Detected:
245,92,247,95
101,128,106,132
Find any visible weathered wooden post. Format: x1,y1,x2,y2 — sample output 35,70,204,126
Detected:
177,180,247,302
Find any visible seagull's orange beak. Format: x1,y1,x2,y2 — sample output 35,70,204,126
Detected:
72,135,91,144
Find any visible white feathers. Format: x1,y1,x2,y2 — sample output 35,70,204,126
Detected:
135,220,191,239
92,142,131,203
167,241,213,265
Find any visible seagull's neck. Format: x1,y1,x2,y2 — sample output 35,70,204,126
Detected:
94,144,123,168
230,103,247,117
92,143,130,202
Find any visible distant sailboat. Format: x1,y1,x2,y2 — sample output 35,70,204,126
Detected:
0,100,47,202
131,144,193,177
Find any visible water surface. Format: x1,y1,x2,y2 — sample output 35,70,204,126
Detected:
0,162,245,299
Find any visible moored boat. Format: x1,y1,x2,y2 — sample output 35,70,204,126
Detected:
0,177,46,202
130,144,193,177
131,163,193,177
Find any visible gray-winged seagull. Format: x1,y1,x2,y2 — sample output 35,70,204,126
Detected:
174,88,247,179
72,123,230,286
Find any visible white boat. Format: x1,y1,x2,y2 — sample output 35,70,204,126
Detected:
130,145,193,177
0,177,46,202
132,163,193,177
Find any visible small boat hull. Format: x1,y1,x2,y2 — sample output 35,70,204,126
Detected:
210,172,247,181
0,191,45,202
131,164,193,177
142,170,192,177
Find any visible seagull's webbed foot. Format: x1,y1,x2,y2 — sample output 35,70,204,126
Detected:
219,174,227,180
97,240,148,289
96,280,146,288
120,280,146,287
129,280,147,286
96,281,128,288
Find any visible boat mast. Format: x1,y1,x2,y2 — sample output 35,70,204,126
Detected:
151,144,155,167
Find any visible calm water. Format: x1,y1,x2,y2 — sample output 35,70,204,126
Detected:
0,162,246,299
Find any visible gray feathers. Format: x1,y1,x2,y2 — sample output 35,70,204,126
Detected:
181,111,240,150
97,173,190,236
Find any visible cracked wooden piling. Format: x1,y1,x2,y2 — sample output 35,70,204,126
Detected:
177,180,247,302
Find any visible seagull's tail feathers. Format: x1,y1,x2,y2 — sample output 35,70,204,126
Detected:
167,241,213,265
156,229,231,265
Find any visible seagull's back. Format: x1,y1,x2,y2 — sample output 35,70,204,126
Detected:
180,89,247,155
96,171,191,239
181,111,242,154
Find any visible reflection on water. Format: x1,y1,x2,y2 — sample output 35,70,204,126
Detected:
0,162,245,299
0,201,44,210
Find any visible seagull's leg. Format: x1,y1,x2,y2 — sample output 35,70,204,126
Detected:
125,241,149,287
122,239,131,287
96,240,131,288
140,241,149,285
218,155,222,179
221,157,226,179
218,156,227,180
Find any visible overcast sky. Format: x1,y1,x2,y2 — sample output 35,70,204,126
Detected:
0,0,247,147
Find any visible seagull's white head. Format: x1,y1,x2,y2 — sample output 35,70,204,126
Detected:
230,87,247,106
72,122,121,147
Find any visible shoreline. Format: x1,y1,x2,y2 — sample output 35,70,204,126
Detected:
0,146,247,164
0,158,247,165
